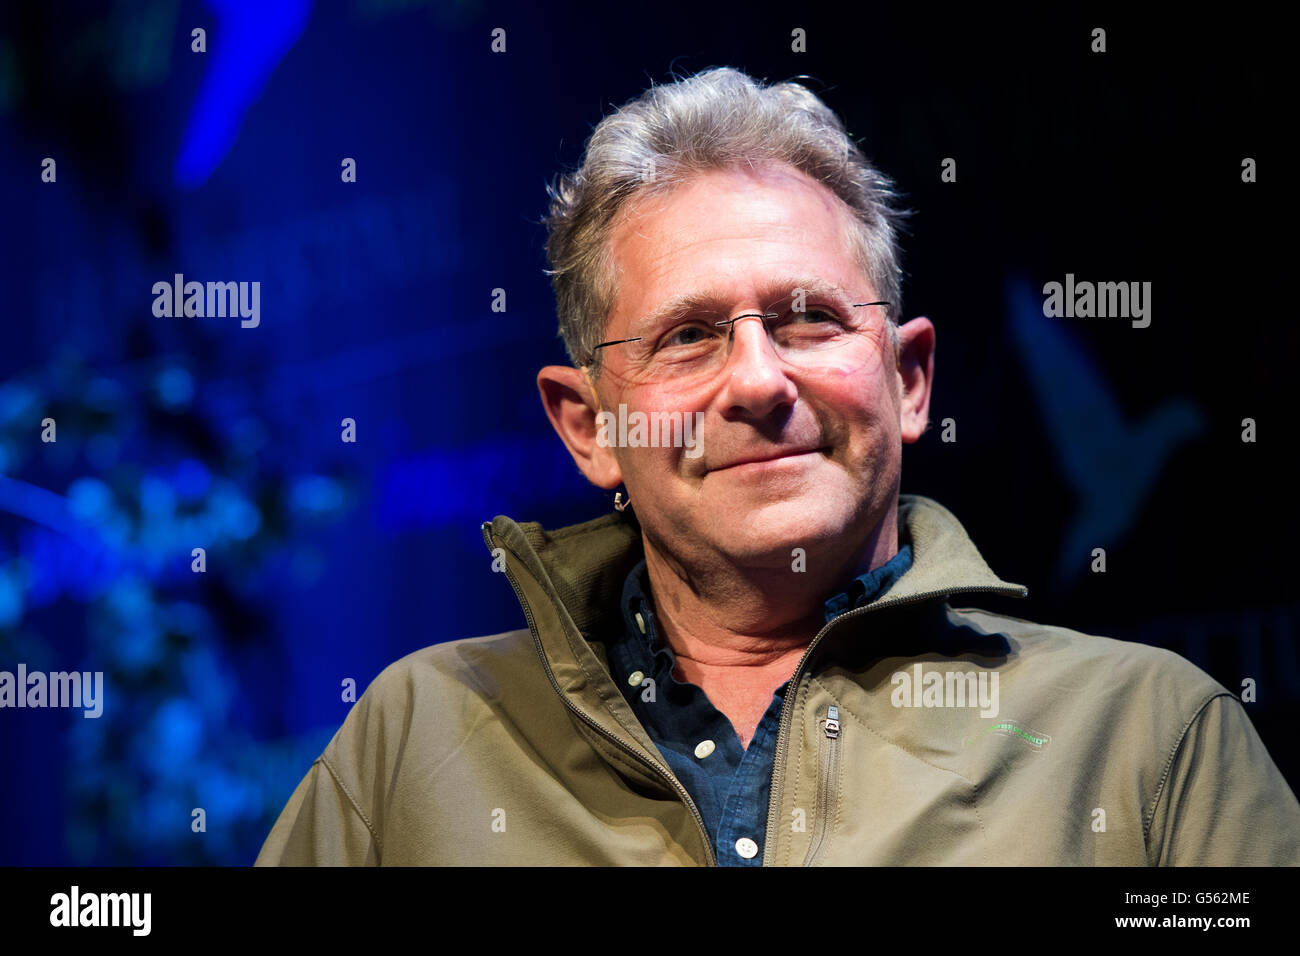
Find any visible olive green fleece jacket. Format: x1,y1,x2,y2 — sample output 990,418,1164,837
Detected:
256,494,1300,865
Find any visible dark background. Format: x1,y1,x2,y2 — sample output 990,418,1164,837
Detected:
0,1,1291,864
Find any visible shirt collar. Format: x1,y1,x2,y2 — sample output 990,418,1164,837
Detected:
819,545,913,623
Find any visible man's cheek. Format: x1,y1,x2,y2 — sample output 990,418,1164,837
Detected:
681,410,706,459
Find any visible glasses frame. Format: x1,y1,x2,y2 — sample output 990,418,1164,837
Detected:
585,300,893,375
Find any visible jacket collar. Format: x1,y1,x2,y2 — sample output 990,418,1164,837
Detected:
481,493,1028,652
481,493,1028,775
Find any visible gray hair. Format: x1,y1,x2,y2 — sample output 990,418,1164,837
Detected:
542,66,911,377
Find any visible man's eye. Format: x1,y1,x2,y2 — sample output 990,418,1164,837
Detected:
793,308,841,325
661,324,716,348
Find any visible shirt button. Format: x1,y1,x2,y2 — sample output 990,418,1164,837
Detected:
634,612,646,634
694,739,715,759
734,837,759,859
627,670,644,687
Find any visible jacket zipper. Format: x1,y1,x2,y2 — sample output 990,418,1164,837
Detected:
803,704,841,866
763,583,1028,865
483,524,718,867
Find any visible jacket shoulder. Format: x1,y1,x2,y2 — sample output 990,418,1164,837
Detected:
944,605,1300,864
320,627,543,785
256,628,541,865
346,627,542,729
306,628,546,854
946,603,1231,705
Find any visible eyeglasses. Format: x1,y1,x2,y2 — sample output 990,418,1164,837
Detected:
587,297,893,390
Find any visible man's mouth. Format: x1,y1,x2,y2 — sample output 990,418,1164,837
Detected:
710,446,829,473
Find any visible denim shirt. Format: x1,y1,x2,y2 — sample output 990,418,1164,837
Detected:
606,544,914,865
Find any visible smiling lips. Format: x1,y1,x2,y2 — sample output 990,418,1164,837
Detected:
711,447,826,472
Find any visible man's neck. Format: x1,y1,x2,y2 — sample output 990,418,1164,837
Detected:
637,500,899,748
639,499,900,669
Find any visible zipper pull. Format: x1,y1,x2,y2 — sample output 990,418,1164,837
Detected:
824,705,840,739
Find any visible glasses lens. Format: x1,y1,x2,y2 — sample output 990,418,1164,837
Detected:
594,300,891,390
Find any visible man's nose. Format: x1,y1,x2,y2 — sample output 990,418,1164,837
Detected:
717,313,797,413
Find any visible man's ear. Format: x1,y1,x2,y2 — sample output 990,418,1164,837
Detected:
895,317,935,443
537,365,624,490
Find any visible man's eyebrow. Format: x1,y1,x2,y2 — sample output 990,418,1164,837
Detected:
628,277,855,336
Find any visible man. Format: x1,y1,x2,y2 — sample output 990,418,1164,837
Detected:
256,67,1300,865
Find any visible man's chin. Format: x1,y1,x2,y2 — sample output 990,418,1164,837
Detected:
700,504,848,563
